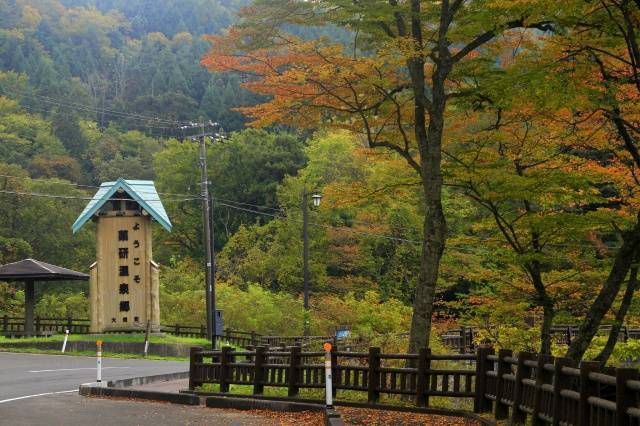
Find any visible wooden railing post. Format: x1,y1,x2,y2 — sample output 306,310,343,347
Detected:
220,346,232,393
35,315,41,333
368,347,381,403
415,347,430,407
511,351,535,425
174,323,179,335
474,346,495,413
616,367,638,426
551,357,573,426
200,324,206,338
531,354,554,426
253,346,266,395
188,346,203,390
459,326,466,354
578,361,600,426
331,344,338,398
494,348,512,420
288,346,301,397
3,314,7,332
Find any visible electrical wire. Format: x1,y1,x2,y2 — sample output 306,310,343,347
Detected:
0,189,200,203
0,88,191,127
215,201,424,245
0,176,625,250
0,174,198,198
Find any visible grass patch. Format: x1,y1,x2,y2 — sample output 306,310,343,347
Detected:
0,333,210,346
196,382,472,409
0,335,241,360
0,346,189,361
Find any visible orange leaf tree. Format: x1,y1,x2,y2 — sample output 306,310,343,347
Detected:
202,0,554,352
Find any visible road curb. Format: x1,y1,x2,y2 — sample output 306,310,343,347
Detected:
107,371,189,388
204,394,325,412
79,385,200,405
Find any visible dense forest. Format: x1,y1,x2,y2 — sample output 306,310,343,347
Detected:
1,0,640,364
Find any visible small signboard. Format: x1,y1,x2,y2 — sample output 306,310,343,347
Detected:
335,326,350,339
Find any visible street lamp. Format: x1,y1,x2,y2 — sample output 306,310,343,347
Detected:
302,189,322,336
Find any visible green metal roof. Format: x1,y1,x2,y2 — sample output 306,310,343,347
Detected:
71,178,172,233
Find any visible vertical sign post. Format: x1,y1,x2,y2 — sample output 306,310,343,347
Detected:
323,342,333,408
96,340,103,383
61,328,69,353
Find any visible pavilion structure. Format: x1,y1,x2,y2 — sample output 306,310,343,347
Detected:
0,259,89,336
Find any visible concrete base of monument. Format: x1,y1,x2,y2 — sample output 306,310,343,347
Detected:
0,340,196,357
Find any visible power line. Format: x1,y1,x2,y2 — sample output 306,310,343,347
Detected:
0,174,198,198
215,201,424,245
0,88,190,127
0,189,199,203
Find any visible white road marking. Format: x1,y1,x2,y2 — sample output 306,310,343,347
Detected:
0,389,77,404
28,367,131,373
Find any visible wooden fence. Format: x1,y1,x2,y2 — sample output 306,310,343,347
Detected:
189,345,478,408
1,315,206,338
1,315,90,335
475,347,640,426
189,345,640,425
442,325,640,354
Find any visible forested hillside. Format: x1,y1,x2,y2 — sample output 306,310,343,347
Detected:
0,0,257,137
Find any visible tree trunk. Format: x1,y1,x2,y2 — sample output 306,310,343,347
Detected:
406,1,449,354
566,216,640,361
526,262,555,355
594,262,639,364
539,300,555,355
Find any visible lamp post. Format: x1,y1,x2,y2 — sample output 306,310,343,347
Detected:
302,187,322,336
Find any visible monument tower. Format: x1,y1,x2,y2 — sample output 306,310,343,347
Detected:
72,178,172,333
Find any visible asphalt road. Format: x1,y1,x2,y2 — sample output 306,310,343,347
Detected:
0,392,289,426
0,351,188,403
0,352,312,425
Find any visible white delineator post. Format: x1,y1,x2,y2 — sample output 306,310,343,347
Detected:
96,340,103,383
144,320,151,357
323,342,333,407
61,329,69,353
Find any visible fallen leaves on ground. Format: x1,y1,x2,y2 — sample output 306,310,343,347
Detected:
340,407,480,426
241,409,324,425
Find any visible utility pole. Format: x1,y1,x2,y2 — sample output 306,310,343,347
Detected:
198,119,216,348
302,188,310,336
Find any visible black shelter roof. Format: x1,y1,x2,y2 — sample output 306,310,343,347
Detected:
0,259,89,282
